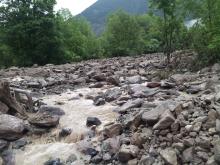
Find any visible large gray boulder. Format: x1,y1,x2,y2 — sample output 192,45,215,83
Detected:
0,114,25,140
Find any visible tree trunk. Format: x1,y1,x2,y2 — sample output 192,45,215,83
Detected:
0,80,27,118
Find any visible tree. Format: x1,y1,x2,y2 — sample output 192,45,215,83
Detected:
102,10,144,56
150,0,183,63
0,0,65,66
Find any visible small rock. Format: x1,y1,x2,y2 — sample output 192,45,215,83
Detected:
160,148,177,165
182,147,194,163
0,101,9,114
104,123,122,138
153,110,175,130
0,139,8,151
214,140,220,163
118,144,139,163
44,158,63,165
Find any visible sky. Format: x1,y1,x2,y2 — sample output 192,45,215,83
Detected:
55,0,98,16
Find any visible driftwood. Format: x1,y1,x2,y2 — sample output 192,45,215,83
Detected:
0,80,27,118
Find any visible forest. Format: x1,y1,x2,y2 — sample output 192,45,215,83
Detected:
0,0,220,68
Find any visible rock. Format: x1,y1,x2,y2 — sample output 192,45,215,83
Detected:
116,99,143,114
12,138,27,149
160,148,177,165
130,132,148,148
104,123,122,138
193,122,202,132
0,139,8,151
93,97,105,106
170,74,197,84
153,110,175,130
214,140,220,163
182,147,194,163
103,153,111,161
90,155,102,164
126,76,142,84
118,144,139,163
212,63,220,72
0,101,9,114
89,82,104,88
38,105,65,116
93,73,106,81
44,158,63,165
146,82,161,88
1,150,15,165
28,113,60,128
86,117,102,127
66,154,77,164
142,101,179,125
216,119,220,133
85,148,98,157
104,88,122,102
0,114,25,140
59,128,72,137
106,76,120,86
128,158,138,165
27,82,41,88
139,155,155,165
206,156,217,165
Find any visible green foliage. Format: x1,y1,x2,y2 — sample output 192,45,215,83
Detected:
102,10,145,56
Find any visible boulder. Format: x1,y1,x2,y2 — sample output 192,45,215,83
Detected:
182,147,194,163
0,114,25,140
38,105,65,116
160,148,177,165
28,113,60,128
106,76,120,86
86,117,102,127
118,144,139,163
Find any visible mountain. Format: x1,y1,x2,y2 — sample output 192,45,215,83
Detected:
79,0,149,34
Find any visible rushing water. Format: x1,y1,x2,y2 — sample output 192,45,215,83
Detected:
14,88,118,165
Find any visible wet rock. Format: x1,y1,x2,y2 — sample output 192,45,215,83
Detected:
160,148,177,165
93,97,105,106
38,105,65,116
85,148,98,157
12,138,27,149
0,101,9,114
118,144,139,163
153,110,175,130
86,117,102,127
59,128,72,137
66,154,77,164
104,123,122,138
0,114,25,140
126,76,142,84
0,139,8,151
44,158,63,165
116,99,143,114
1,150,15,165
28,113,60,128
104,88,122,102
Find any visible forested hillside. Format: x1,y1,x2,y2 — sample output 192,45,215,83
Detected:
79,0,149,34
0,0,220,68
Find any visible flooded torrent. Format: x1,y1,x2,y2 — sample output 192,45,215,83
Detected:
14,87,118,165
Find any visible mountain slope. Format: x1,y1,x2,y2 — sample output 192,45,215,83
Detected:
79,0,149,34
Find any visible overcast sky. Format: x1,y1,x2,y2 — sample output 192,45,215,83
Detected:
55,0,97,15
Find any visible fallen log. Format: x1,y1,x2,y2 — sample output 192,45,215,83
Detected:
0,80,27,118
